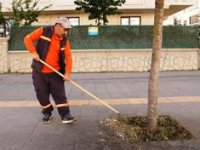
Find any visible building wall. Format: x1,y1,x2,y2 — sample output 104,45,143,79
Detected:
2,0,196,26
1,0,195,12
141,14,154,25
0,37,9,73
33,12,155,26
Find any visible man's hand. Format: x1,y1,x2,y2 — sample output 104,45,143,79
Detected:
31,52,40,61
63,73,70,81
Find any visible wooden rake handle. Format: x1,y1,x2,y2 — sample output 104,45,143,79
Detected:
39,59,120,114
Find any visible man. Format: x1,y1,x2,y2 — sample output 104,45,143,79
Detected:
24,17,75,124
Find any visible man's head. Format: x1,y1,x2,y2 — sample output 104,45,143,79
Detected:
54,17,72,37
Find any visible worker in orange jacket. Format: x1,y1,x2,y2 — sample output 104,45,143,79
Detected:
24,17,76,124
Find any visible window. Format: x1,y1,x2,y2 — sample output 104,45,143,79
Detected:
68,17,80,26
121,18,129,25
189,15,199,25
121,16,141,25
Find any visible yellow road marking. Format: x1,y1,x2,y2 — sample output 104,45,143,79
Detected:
0,96,200,108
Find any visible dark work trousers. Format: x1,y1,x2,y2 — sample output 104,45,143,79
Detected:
32,69,70,119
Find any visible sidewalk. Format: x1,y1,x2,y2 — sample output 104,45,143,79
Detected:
0,71,200,149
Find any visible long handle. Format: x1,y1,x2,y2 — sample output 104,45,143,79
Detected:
39,59,120,114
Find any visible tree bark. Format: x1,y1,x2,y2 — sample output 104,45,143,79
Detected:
147,0,164,133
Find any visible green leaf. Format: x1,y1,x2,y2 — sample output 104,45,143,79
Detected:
11,0,52,26
74,0,126,25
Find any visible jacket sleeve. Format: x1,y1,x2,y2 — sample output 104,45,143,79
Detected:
24,27,43,53
64,40,72,75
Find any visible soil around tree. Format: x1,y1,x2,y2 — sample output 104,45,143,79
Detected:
101,115,195,143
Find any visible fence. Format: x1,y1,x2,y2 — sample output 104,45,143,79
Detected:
9,25,199,51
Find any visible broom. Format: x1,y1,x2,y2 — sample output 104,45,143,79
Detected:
39,59,120,115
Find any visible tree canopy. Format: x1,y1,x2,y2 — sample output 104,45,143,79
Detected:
74,0,126,25
11,0,52,26
0,3,6,25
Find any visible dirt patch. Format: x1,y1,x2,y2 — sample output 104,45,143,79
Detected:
101,115,195,143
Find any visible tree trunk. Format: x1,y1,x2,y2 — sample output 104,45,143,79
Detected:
147,0,164,133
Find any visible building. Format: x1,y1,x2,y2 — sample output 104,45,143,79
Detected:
1,0,197,26
164,0,200,25
188,0,200,25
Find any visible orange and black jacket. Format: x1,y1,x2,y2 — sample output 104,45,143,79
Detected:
24,26,72,75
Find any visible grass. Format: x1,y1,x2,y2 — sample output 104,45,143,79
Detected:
102,115,195,143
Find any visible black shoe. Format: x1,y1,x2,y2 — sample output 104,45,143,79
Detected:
42,113,52,124
62,114,76,124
